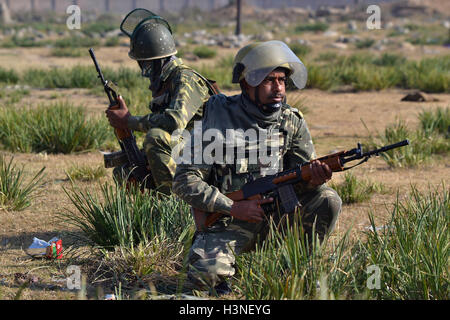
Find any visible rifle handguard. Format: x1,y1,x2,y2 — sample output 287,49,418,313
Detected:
300,152,345,181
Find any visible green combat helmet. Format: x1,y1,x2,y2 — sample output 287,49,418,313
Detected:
120,8,177,61
232,40,308,89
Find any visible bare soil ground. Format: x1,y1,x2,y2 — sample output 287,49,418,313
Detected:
0,44,449,299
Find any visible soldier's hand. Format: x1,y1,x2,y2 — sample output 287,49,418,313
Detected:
308,159,332,187
230,197,273,223
105,95,131,129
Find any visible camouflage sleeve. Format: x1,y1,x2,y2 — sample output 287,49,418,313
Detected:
127,70,209,133
173,163,234,214
173,97,234,214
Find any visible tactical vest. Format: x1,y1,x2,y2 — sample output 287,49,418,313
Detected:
210,105,302,194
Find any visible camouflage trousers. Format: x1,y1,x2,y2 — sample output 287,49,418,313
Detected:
113,128,177,195
186,185,342,289
142,127,178,195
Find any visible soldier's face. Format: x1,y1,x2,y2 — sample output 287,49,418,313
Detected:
247,70,287,105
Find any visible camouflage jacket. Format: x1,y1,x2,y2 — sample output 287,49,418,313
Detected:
173,93,318,215
127,57,212,134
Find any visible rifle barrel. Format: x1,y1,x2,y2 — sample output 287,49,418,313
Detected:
88,48,106,85
364,139,410,157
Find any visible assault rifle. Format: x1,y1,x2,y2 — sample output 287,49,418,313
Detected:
193,140,410,231
88,48,152,188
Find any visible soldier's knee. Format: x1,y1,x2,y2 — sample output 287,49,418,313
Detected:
323,186,342,215
300,185,342,237
318,186,342,233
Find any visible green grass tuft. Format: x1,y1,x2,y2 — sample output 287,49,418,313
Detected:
66,164,107,182
193,46,217,59
330,172,387,204
0,101,111,154
0,155,45,211
61,181,195,249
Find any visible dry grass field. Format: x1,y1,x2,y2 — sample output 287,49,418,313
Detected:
0,2,448,300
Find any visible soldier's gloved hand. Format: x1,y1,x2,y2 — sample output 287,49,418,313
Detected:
308,159,332,187
230,197,273,223
105,95,131,129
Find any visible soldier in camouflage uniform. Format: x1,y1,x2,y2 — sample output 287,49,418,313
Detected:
172,41,342,294
105,9,215,195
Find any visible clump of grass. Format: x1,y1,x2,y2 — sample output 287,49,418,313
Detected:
0,155,45,211
234,214,360,299
193,45,217,59
372,53,406,67
22,65,142,90
290,43,311,57
0,101,110,154
295,22,329,33
418,107,450,138
355,38,375,49
97,239,185,292
307,54,449,93
0,67,19,84
81,16,120,36
66,164,106,182
365,120,423,168
364,185,449,299
314,52,338,62
364,117,449,168
61,181,195,249
234,185,449,300
50,48,84,57
53,36,100,48
287,93,309,115
198,54,237,90
330,172,387,204
0,35,50,48
0,88,30,105
104,37,120,47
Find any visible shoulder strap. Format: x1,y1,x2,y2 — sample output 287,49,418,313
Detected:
191,69,221,96
178,64,220,96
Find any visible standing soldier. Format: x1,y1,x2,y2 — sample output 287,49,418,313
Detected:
106,9,217,195
173,41,342,295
